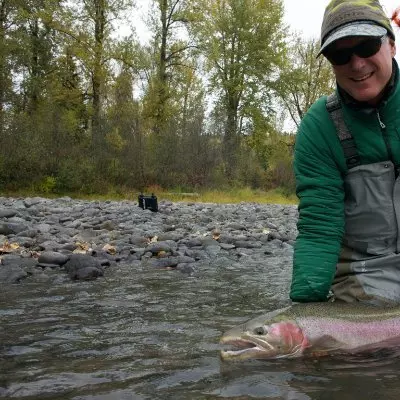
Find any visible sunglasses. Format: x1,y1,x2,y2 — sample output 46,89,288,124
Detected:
323,36,387,66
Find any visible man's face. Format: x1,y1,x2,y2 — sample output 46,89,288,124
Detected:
328,36,396,105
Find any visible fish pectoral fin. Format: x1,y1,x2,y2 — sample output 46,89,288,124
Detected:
310,335,344,354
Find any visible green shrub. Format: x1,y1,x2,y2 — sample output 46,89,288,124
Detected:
38,176,57,193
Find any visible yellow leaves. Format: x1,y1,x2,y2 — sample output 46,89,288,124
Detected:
73,242,91,254
102,244,116,255
212,229,221,240
0,241,20,254
148,236,159,244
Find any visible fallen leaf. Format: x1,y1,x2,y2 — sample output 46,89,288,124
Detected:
0,241,20,254
102,243,116,255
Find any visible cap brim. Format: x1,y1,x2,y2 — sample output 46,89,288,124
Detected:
318,23,387,56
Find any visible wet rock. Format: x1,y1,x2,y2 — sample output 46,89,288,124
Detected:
234,240,262,249
37,241,63,251
60,243,77,251
35,223,52,233
1,256,37,269
146,241,174,254
185,238,203,247
69,266,103,280
146,256,196,269
10,237,36,248
99,220,116,231
218,234,236,244
12,200,27,209
265,222,278,230
202,238,221,256
38,251,69,266
59,216,73,223
37,262,62,269
157,232,184,241
23,197,44,208
129,236,148,246
63,254,103,280
65,220,81,229
227,222,247,231
0,265,28,283
16,229,38,238
220,243,236,250
184,249,209,260
268,231,282,241
0,209,17,218
0,222,28,235
27,271,52,282
176,263,196,274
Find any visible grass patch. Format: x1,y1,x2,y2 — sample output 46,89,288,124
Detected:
182,188,297,205
2,186,298,205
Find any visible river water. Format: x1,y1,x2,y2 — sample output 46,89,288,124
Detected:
1,246,400,400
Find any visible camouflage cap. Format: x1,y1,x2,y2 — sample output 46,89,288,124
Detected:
319,0,395,55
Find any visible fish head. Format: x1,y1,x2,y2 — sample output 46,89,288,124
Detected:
220,307,309,361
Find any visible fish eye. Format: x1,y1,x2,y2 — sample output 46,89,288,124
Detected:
254,326,266,335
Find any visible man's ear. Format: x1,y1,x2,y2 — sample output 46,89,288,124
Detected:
389,39,396,58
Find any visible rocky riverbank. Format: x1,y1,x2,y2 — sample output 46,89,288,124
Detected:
0,196,298,284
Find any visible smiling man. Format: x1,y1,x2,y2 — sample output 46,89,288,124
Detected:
291,0,400,305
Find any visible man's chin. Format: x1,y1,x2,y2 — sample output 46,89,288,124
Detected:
348,89,381,105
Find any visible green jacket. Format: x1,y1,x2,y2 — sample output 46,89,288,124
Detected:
291,62,400,302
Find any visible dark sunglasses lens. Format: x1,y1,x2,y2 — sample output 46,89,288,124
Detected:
326,51,351,65
356,38,382,57
325,37,383,66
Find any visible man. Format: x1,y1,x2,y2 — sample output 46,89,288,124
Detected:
291,0,400,305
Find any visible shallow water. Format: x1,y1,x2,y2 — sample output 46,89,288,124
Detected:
1,247,400,400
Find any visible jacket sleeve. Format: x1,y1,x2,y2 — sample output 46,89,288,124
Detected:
290,107,345,302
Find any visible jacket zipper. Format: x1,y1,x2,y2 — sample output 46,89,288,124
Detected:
377,110,393,163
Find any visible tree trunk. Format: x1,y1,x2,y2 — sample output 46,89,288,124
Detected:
223,92,239,179
0,0,6,133
28,18,40,113
92,0,105,150
156,0,168,134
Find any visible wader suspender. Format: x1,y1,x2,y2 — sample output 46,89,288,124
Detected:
326,93,361,169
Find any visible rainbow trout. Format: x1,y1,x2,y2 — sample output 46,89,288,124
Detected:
220,302,400,361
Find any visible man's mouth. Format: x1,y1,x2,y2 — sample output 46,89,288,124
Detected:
351,72,374,82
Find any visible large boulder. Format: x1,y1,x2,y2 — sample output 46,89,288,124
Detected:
63,254,103,280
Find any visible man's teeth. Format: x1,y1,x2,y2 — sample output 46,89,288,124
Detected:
352,73,373,82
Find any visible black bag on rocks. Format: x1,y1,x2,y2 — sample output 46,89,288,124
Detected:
138,193,158,212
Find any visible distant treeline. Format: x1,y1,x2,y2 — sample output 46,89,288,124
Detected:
0,0,334,194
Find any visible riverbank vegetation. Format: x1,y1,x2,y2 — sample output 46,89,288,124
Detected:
0,0,334,198
3,186,297,205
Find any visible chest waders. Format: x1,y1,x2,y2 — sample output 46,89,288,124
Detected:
326,93,400,305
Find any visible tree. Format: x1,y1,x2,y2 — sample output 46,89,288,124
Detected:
12,0,60,114
141,0,202,186
0,0,19,133
274,36,335,130
58,0,133,152
190,0,286,179
150,0,193,134
106,67,144,187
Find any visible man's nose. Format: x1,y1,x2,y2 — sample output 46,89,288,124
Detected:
348,54,367,69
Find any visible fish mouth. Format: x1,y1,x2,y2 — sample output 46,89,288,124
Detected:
220,337,274,361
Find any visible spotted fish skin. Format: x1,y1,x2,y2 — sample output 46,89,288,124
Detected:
220,302,400,361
